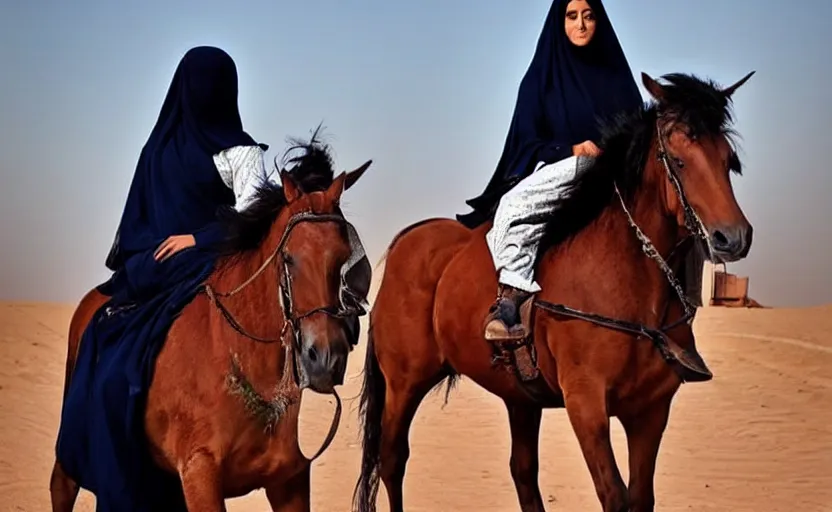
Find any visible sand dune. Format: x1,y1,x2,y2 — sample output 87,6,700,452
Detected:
1,301,831,511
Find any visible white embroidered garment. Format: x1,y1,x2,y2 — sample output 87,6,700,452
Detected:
213,145,271,212
486,155,594,293
486,155,707,304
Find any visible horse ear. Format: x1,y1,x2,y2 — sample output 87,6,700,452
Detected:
722,71,755,98
327,171,348,202
344,159,372,191
280,170,302,202
641,72,666,103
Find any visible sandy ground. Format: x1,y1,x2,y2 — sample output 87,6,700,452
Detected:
1,301,831,511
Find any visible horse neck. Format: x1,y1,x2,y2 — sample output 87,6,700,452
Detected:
617,151,681,260
543,144,683,321
213,215,292,340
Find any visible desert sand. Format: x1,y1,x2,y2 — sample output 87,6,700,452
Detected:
1,300,831,511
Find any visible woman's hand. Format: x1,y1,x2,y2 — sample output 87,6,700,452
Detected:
573,140,602,157
154,234,196,262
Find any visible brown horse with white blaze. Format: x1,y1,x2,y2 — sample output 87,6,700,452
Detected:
353,71,754,512
50,139,373,511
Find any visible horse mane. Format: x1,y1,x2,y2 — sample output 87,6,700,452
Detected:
216,124,337,255
537,72,742,257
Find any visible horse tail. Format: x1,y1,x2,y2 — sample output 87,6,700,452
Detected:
352,320,385,512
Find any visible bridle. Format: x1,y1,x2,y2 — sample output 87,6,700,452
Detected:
614,117,714,319
206,211,363,343
203,210,364,461
535,115,719,382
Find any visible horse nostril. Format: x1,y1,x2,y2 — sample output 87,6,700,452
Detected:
307,347,317,362
712,230,729,248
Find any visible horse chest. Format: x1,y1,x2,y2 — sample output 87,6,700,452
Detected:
223,434,305,488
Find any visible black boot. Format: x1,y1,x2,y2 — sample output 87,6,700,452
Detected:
483,284,531,341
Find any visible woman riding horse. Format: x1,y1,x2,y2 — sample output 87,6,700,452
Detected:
456,0,705,341
53,46,367,511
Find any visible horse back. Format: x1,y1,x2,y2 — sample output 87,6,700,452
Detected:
377,218,472,304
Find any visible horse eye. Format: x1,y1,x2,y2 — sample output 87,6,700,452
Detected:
282,253,295,267
674,157,685,169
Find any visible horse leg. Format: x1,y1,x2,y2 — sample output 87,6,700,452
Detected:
49,460,79,512
178,449,226,512
618,398,672,512
380,382,436,512
563,388,628,512
265,465,310,512
505,403,546,511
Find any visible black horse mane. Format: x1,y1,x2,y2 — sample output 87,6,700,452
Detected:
216,124,337,255
537,73,742,256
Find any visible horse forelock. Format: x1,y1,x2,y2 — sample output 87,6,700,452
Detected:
216,125,340,257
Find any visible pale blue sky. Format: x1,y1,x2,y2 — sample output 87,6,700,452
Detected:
1,0,829,307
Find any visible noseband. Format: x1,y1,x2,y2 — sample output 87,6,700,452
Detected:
203,210,364,461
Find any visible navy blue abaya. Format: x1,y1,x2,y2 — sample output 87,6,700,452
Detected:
56,46,267,511
457,0,644,228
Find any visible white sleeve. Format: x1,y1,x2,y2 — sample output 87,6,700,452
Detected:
213,145,268,212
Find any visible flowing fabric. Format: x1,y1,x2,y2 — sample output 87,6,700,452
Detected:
458,0,643,228
55,46,266,511
105,46,265,270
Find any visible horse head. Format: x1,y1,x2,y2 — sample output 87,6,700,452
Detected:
271,159,372,394
641,71,755,263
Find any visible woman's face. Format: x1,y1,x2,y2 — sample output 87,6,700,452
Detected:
564,0,597,47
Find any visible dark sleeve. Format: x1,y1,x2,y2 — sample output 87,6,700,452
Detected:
192,221,227,249
501,74,573,180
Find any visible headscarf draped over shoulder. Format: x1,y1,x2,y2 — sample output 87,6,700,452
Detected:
458,0,643,228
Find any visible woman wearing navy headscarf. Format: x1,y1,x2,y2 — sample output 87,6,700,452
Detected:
456,0,645,341
55,46,273,510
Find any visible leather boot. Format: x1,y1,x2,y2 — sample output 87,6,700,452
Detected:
483,284,532,341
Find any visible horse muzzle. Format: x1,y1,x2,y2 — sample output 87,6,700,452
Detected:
709,222,753,263
295,327,349,394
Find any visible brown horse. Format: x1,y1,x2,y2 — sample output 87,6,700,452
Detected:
352,71,755,512
50,139,373,511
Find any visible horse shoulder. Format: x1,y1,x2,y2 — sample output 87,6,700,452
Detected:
534,231,679,399
145,291,224,469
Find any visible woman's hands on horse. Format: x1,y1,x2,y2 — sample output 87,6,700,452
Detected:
573,140,602,157
154,234,196,261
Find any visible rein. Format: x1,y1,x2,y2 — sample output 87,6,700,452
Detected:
613,119,709,319
203,210,357,462
535,118,714,382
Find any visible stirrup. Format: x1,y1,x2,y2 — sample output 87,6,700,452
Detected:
484,320,528,341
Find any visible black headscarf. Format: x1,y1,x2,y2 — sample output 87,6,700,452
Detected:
106,46,267,270
458,0,643,228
